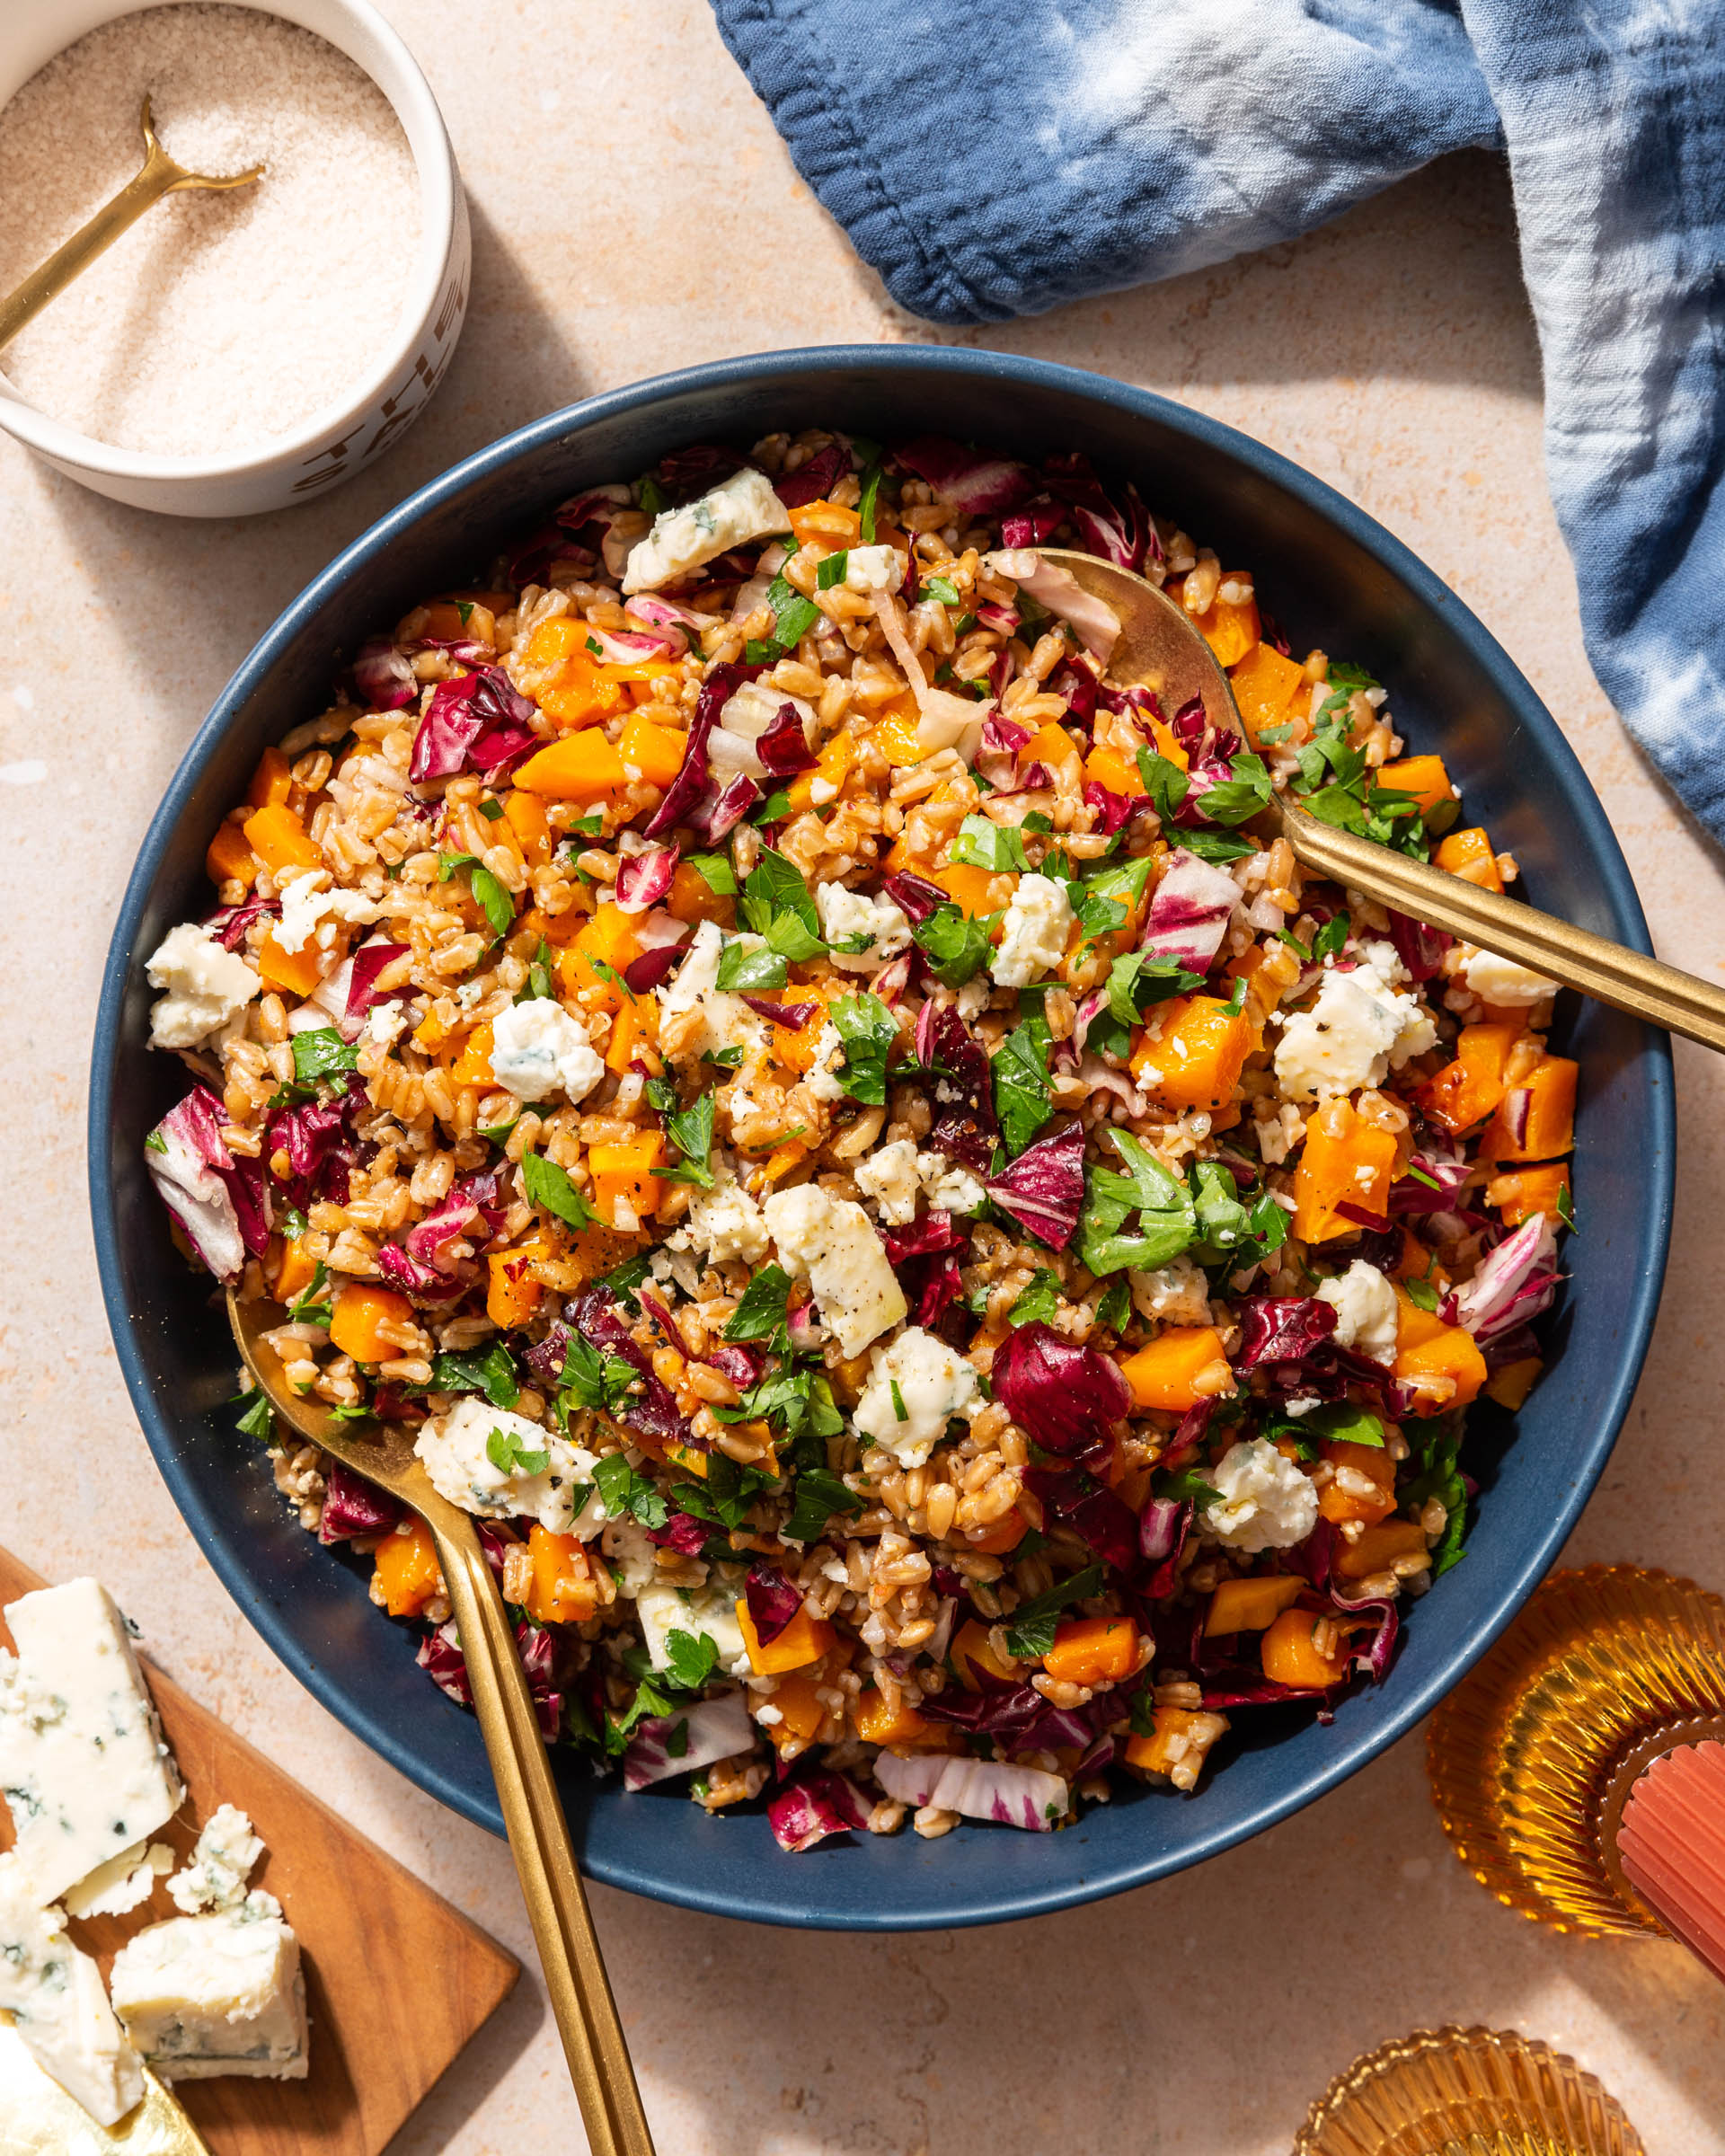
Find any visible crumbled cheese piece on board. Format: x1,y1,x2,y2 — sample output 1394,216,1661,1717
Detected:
0,1856,144,2123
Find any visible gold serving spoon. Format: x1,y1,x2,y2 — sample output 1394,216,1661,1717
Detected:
0,96,262,354
226,1292,655,2156
1044,548,1725,1053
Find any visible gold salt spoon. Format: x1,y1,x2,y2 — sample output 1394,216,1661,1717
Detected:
227,1293,656,2156
0,95,262,353
1047,547,1725,1052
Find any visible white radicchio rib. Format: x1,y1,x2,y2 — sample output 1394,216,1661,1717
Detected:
1451,1213,1560,1345
623,1690,755,1790
982,549,1121,665
871,594,991,763
1142,848,1241,970
871,1750,1072,1831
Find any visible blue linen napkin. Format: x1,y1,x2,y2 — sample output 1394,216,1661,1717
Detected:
712,0,1725,844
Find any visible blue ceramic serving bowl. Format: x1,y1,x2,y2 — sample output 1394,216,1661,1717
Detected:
92,347,1673,1930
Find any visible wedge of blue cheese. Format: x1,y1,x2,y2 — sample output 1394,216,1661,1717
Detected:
109,1805,307,2082
0,1577,184,1907
109,1904,307,2082
0,1854,145,2125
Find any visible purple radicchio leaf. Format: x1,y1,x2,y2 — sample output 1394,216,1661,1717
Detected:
206,894,279,950
880,870,947,924
766,1768,873,1851
871,1750,1069,1831
1022,1465,1140,1573
1047,659,1100,726
351,635,418,711
684,771,760,845
1139,1498,1192,1599
564,1286,695,1447
1451,1213,1560,1347
756,700,818,777
1142,848,1239,970
642,661,740,838
773,440,850,508
992,1321,1131,1458
418,1618,563,1741
1041,451,1154,574
912,999,998,1172
646,1511,709,1555
1330,1587,1401,1683
894,436,1032,516
614,844,679,915
343,939,409,1033
317,1463,403,1543
985,1118,1086,1250
623,944,684,994
1388,908,1453,983
1084,782,1134,835
740,995,818,1030
624,1691,755,1791
999,495,1066,547
376,1241,464,1297
409,667,539,784
744,1564,804,1645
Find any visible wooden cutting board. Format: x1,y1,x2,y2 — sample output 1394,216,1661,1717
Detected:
0,1551,519,2155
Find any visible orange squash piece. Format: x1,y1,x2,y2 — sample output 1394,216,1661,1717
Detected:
253,927,324,998
1333,1517,1430,1583
1316,1439,1397,1526
1022,720,1083,773
763,1669,827,1756
1485,1162,1571,1225
931,862,1004,919
1126,1706,1220,1777
557,902,646,1015
1480,1056,1577,1164
525,1524,599,1625
1190,587,1261,667
854,1688,939,1749
1484,1356,1544,1411
665,860,735,928
963,1509,1029,1556
589,1131,665,1228
1435,826,1504,893
241,801,320,873
514,730,628,801
872,699,930,770
787,729,856,816
788,499,862,545
205,820,260,889
1129,994,1253,1111
736,1600,836,1675
448,1021,497,1087
1204,1575,1305,1636
246,746,294,811
1377,754,1455,814
504,789,553,864
373,1519,443,1618
1228,641,1306,746
1417,1021,1526,1135
1291,1099,1398,1242
617,713,688,789
487,1235,553,1329
270,1234,320,1305
1392,1286,1487,1414
1119,1326,1230,1411
1043,1615,1139,1687
1084,743,1146,800
951,1617,1017,1690
329,1283,413,1365
1261,1606,1349,1687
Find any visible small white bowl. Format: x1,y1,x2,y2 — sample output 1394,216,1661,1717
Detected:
0,0,469,517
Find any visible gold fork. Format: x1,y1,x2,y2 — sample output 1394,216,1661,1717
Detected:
0,95,262,353
227,1291,655,2156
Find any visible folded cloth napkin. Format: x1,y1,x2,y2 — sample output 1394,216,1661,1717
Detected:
712,0,1725,844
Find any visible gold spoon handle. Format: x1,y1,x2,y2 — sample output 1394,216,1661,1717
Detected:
0,97,261,352
428,1511,656,2156
1282,798,1725,1053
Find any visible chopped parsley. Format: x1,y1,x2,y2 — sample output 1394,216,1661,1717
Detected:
830,993,898,1106
521,1151,598,1231
438,851,515,941
486,1425,549,1476
913,903,995,988
290,1029,359,1084
1007,1269,1064,1328
1004,1563,1105,1660
432,1342,519,1409
592,1451,669,1529
951,814,1030,874
991,1012,1053,1157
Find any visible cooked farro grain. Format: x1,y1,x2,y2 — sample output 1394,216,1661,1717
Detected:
143,428,1572,1853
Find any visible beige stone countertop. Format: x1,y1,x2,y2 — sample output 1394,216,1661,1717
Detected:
4,3,1723,2150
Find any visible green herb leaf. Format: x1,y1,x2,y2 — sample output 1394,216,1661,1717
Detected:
1007,1269,1064,1328
662,1628,721,1693
687,852,738,897
1402,1421,1466,1577
765,574,820,651
432,1342,520,1409
1077,1130,1198,1277
1095,1277,1131,1332
486,1424,550,1476
1004,1563,1105,1660
664,1091,716,1188
670,1454,779,1533
144,1128,168,1155
599,1253,652,1311
816,551,849,590
951,815,1029,874
521,1151,598,1231
438,851,515,941
287,1260,332,1327
889,1376,909,1421
638,473,669,516
1154,1465,1222,1512
724,1264,793,1346
1404,1275,1441,1313
478,796,505,822
234,1392,275,1439
857,462,883,543
1106,949,1204,1026
924,574,960,606
830,993,899,1107
714,941,788,994
556,1332,638,1418
1136,749,1190,826
1192,751,1272,827
992,1014,1053,1158
913,904,996,989
592,1451,670,1529
702,1044,745,1070
782,1466,863,1544
291,1029,359,1083
1180,829,1257,864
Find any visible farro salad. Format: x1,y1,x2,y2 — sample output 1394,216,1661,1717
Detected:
143,429,1576,1851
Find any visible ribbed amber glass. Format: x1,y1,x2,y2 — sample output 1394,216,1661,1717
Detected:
1295,2026,1643,2156
1427,1566,1725,1935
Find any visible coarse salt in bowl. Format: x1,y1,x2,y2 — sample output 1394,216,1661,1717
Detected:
0,0,468,517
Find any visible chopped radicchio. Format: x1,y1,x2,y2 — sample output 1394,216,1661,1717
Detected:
1140,1498,1192,1599
985,1118,1086,1250
409,667,539,784
1234,1296,1339,1371
686,773,761,844
317,1463,402,1543
1042,450,1155,575
642,661,739,838
871,1750,1069,1831
343,940,409,1033
1330,1588,1401,1683
880,870,947,923
1084,782,1134,835
740,995,819,1030
754,700,818,776
205,894,279,951
623,944,684,994
912,999,998,1171
562,1286,694,1447
1451,1212,1560,1347
418,1619,564,1742
1142,848,1240,970
766,1769,873,1851
992,1321,1131,1457
893,436,1032,516
351,635,418,711
146,1084,269,1280
646,1511,709,1556
1023,1465,1140,1572
773,440,850,508
744,1565,804,1645
402,1170,503,1274
999,495,1066,548
1388,908,1453,983
624,1691,755,1791
614,844,679,915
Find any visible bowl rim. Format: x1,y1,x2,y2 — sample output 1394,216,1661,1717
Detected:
89,345,1676,1927
0,0,458,482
